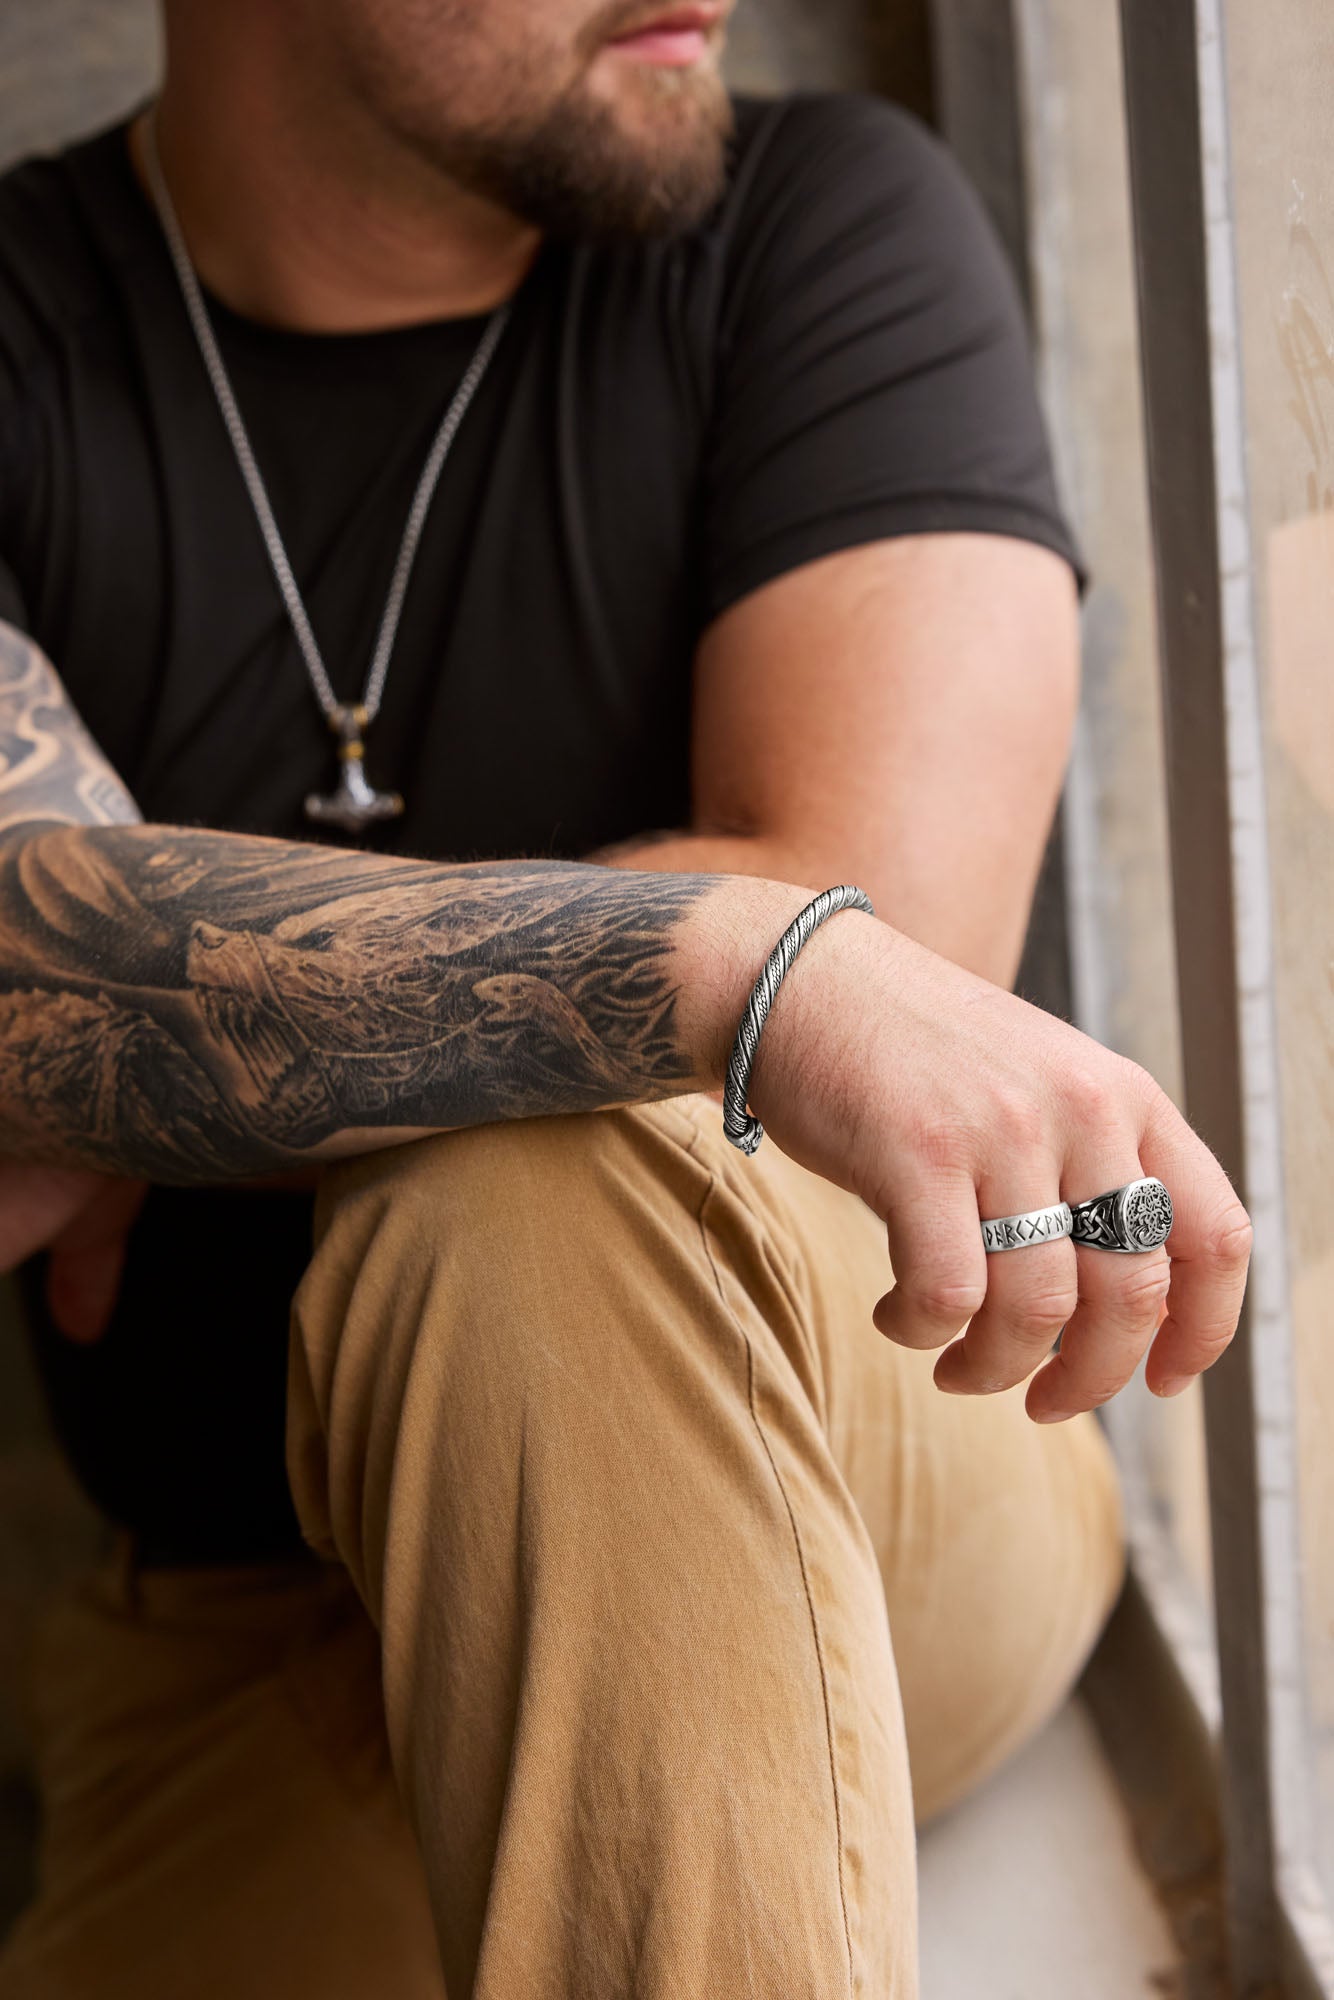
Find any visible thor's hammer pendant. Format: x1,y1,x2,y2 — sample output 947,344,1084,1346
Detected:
304,704,405,834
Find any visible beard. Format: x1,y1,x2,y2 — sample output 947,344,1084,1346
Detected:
440,69,735,241
329,0,737,245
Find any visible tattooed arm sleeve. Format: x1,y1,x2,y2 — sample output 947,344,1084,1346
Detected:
0,622,756,1182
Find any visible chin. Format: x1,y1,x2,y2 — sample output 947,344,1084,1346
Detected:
558,65,735,237
439,66,733,242
601,58,725,142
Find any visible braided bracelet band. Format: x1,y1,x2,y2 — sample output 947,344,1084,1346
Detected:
722,884,876,1156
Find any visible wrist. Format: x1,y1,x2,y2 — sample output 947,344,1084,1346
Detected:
720,884,877,1154
671,875,816,1093
672,876,879,1106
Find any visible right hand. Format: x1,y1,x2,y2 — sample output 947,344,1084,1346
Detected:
746,910,1251,1424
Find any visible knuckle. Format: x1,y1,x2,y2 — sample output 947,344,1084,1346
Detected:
1194,1318,1240,1366
1012,1285,1077,1340
1206,1204,1254,1267
989,1086,1046,1152
912,1275,987,1324
916,1118,975,1175
1063,1065,1118,1125
1112,1258,1172,1322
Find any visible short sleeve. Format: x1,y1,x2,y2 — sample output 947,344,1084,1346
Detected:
701,94,1085,620
0,265,34,634
0,567,26,629
0,407,32,632
0,402,30,631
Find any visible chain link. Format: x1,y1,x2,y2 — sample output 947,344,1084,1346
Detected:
141,109,509,728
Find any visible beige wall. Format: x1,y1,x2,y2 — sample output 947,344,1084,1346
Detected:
1220,0,1334,1901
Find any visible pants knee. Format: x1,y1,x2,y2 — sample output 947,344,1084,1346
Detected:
311,1097,703,1291
286,1097,720,1585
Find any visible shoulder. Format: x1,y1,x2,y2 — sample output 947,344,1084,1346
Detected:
712,91,1016,334
723,90,985,245
701,89,1030,391
690,96,1082,618
729,90,959,185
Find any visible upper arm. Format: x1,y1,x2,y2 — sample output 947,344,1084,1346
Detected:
691,96,1083,984
690,533,1078,987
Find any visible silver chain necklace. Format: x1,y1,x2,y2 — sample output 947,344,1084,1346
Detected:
141,111,511,834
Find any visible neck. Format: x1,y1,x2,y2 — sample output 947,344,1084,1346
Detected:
130,31,540,332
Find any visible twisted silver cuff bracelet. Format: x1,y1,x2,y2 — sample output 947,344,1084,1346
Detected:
722,884,876,1156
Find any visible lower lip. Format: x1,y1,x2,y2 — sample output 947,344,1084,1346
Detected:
606,25,710,65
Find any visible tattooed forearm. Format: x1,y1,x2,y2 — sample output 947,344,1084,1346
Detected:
0,625,732,1182
0,622,140,832
0,824,714,1181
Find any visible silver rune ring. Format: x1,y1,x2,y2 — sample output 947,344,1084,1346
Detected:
1069,1176,1174,1253
981,1202,1074,1253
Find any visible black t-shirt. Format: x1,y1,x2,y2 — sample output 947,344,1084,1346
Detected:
0,93,1082,1561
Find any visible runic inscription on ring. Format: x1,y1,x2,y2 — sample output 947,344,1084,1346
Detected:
981,1203,1073,1253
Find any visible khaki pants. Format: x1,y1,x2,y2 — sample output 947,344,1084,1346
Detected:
1,1093,1126,1998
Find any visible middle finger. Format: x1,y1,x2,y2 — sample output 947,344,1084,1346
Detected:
933,1163,1078,1397
1025,1144,1171,1422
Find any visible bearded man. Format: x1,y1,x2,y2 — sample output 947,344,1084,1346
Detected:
0,3,1249,1995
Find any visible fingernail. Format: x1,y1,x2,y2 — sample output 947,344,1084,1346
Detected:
1031,1407,1073,1424
1154,1375,1192,1398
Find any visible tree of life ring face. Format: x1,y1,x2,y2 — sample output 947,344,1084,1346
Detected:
1117,1177,1174,1252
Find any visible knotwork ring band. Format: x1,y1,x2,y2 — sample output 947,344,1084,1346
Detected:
981,1202,1073,1253
1069,1176,1174,1253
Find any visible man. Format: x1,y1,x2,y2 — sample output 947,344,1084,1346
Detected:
0,2,1249,1994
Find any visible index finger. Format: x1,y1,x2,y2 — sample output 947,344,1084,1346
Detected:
1138,1086,1252,1393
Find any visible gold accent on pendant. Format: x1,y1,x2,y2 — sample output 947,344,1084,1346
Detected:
304,704,405,834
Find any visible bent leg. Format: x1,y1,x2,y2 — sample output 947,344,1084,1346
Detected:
289,1097,919,2000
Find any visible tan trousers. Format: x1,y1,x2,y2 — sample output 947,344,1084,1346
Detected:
1,1093,1126,1999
